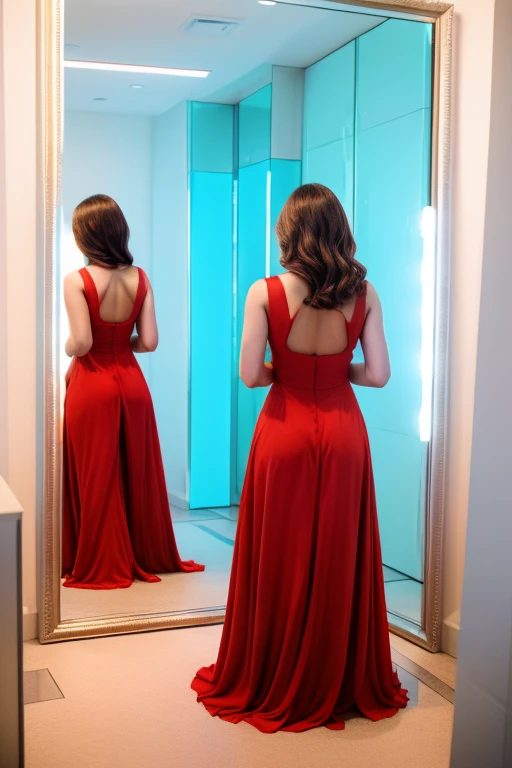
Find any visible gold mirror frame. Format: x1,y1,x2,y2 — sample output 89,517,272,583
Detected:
38,0,453,648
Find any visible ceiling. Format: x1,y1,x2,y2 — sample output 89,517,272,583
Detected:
64,0,386,115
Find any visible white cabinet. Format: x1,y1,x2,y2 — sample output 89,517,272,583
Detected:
0,477,23,767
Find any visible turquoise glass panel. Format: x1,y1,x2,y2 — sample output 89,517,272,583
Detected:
239,85,272,168
357,20,433,132
368,428,425,581
190,102,234,173
189,171,233,509
354,108,431,438
304,41,355,151
302,138,354,227
236,161,270,497
270,159,302,276
355,19,432,580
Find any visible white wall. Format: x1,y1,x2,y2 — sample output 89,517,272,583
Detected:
441,0,496,656
0,0,7,479
62,111,153,277
151,102,189,502
0,0,38,637
451,0,511,762
61,111,153,380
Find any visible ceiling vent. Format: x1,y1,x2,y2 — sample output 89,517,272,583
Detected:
181,16,242,37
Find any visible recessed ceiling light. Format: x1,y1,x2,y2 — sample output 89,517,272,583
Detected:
130,84,143,89
92,97,108,102
258,1,277,5
64,60,210,78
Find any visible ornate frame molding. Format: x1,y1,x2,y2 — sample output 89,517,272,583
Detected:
39,0,453,649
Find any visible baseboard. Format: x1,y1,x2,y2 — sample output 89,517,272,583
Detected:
23,610,38,642
169,492,189,511
442,616,460,658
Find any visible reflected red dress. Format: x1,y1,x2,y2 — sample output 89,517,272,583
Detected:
62,267,204,589
191,276,408,732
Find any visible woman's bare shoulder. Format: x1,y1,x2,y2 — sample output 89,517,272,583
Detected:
134,265,150,286
247,278,269,306
365,280,379,302
364,281,383,315
63,269,84,289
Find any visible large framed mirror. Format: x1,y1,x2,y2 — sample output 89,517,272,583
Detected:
39,0,453,650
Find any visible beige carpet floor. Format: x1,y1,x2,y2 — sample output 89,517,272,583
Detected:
24,626,454,768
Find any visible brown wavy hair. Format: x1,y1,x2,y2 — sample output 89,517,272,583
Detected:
72,194,134,268
277,183,366,309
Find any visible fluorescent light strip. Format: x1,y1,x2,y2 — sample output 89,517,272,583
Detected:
64,60,210,78
419,206,436,443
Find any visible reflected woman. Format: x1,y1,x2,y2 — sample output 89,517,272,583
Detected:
192,184,408,731
61,194,204,589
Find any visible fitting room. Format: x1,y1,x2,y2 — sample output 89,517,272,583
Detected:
0,0,511,767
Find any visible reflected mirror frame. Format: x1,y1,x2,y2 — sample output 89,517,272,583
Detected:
39,0,453,649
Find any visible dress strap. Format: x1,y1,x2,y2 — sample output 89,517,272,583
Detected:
79,267,100,315
131,267,149,319
266,276,292,348
348,281,368,348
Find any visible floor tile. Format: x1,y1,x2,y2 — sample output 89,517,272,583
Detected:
385,579,422,625
24,669,64,705
171,507,224,523
193,518,237,546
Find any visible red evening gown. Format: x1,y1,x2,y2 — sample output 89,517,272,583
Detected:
191,275,408,732
62,267,204,589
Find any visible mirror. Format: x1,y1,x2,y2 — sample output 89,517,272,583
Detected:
40,0,453,649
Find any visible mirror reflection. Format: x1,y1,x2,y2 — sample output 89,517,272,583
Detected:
59,0,434,637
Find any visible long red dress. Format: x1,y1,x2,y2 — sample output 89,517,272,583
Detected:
191,276,408,732
62,266,204,589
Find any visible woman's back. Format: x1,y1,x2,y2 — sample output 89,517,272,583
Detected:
265,273,367,394
86,264,140,324
279,271,358,357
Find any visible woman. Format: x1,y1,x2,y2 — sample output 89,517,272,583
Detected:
62,194,204,589
191,184,408,731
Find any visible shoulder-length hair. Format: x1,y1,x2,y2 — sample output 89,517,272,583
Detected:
277,183,366,309
72,194,134,268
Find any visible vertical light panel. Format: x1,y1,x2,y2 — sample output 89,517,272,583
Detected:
419,205,436,442
354,20,432,580
189,103,234,509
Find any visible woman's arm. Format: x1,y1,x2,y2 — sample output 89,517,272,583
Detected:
63,272,93,357
131,276,158,353
348,282,391,388
240,279,274,389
